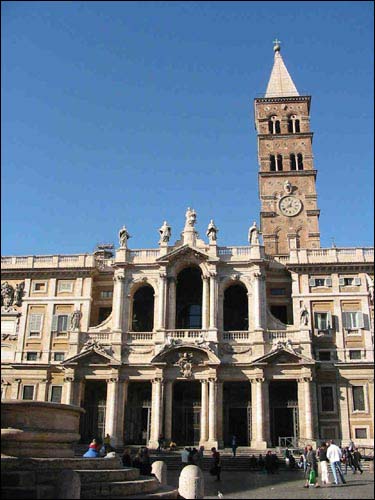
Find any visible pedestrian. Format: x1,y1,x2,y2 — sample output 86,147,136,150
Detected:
265,450,274,474
198,446,205,468
258,454,265,472
303,446,308,478
140,447,152,475
122,448,132,467
271,452,279,473
327,440,346,485
157,434,164,452
352,447,364,474
181,447,190,468
283,447,291,467
289,454,296,469
103,433,112,453
210,447,222,481
231,435,238,457
303,444,320,488
317,442,330,485
250,454,257,469
342,447,355,474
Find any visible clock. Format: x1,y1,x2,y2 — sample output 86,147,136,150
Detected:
279,195,303,217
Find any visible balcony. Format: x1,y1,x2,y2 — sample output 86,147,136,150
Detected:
1,254,94,269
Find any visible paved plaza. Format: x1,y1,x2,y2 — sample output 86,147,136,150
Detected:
168,469,374,499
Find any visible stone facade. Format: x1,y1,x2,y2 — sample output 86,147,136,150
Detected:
1,44,374,451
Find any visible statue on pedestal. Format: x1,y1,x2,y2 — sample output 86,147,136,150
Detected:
206,219,218,243
159,221,171,244
185,207,197,228
71,309,82,330
13,282,25,307
1,282,14,308
248,221,260,245
300,303,309,326
118,226,131,248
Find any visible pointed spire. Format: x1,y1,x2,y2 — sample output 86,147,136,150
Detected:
265,40,299,98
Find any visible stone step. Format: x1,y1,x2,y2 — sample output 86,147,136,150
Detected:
76,467,140,483
1,487,37,500
1,456,123,471
124,485,179,499
81,476,160,499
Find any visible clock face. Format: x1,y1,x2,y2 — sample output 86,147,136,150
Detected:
279,195,303,217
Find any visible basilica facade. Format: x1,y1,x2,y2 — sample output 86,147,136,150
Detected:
1,43,374,450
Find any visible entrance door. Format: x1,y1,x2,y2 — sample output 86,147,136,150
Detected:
172,382,201,446
80,380,107,443
269,381,298,447
124,382,152,444
223,382,251,446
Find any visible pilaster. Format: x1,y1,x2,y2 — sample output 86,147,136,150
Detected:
199,379,208,445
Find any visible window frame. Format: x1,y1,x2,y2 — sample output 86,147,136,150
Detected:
351,385,367,413
49,385,63,403
342,311,364,335
32,280,48,293
22,384,35,401
26,352,38,362
319,384,337,414
354,427,369,440
51,314,70,336
53,352,65,362
57,280,74,293
27,313,44,338
317,350,332,362
313,311,333,335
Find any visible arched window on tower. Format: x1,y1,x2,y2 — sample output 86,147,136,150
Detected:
277,154,283,171
270,155,276,171
297,153,304,170
287,115,300,134
268,116,281,135
290,153,297,171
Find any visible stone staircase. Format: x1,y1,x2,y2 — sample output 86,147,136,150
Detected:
1,456,178,500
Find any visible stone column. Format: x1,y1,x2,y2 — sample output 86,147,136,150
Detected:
105,376,120,445
216,381,224,448
164,380,173,442
149,378,163,448
113,271,126,331
167,278,176,330
202,276,209,330
207,378,218,447
10,379,21,400
252,271,262,330
200,380,208,444
338,380,351,445
250,378,267,449
158,272,167,330
114,379,128,447
64,376,74,405
209,272,218,330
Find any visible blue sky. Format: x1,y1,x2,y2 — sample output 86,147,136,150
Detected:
1,1,373,255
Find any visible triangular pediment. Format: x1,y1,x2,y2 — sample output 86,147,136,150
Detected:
62,346,121,366
251,347,314,366
156,244,210,263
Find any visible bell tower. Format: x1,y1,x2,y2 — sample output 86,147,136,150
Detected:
254,40,321,255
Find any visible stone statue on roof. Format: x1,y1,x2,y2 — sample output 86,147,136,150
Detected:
159,221,171,244
248,221,260,246
206,219,218,243
118,226,131,248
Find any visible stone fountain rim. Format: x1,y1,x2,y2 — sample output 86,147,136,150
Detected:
1,400,85,413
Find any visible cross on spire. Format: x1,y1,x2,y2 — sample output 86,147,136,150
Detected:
273,38,281,52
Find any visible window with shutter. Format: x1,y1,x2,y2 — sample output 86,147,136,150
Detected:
352,386,366,411
50,386,62,403
357,312,364,329
354,277,361,286
325,278,332,287
309,278,316,287
339,278,346,286
51,315,58,332
57,315,69,334
29,314,43,336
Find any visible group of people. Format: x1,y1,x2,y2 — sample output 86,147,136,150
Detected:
181,445,205,467
121,447,152,475
82,434,114,458
301,439,363,488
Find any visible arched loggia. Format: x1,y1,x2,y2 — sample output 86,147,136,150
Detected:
176,267,202,329
224,283,248,331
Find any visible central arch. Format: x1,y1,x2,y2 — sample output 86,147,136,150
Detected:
176,266,203,329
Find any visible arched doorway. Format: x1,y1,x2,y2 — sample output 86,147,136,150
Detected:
176,267,202,329
132,285,154,331
224,283,248,330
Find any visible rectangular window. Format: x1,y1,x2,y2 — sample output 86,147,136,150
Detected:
314,312,332,333
349,350,361,360
321,386,335,412
340,277,361,286
342,311,364,330
52,314,70,334
355,428,367,439
100,290,113,299
26,352,38,361
50,386,63,403
53,352,65,362
57,281,74,293
310,278,332,287
33,281,47,292
352,386,365,411
22,385,34,400
28,313,43,336
270,288,286,296
318,351,331,361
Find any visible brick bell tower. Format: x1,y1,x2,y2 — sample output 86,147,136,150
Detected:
254,40,321,256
